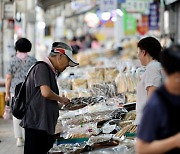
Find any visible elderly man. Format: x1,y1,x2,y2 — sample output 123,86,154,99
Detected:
20,42,79,154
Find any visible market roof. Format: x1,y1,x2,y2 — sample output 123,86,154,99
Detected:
37,0,71,10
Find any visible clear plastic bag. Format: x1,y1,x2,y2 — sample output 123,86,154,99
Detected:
102,120,120,134
110,108,128,120
87,134,113,145
72,78,88,90
90,82,117,98
84,145,128,154
115,72,128,94
64,90,79,99
61,110,113,127
87,68,104,88
104,67,119,83
63,122,100,139
126,71,134,93
3,105,11,120
57,78,72,90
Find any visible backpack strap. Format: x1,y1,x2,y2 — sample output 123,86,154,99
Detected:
25,61,50,83
23,61,50,104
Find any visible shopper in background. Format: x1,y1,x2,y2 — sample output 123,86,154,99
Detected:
85,33,93,48
70,36,80,54
91,36,101,49
135,44,180,154
78,35,86,50
134,36,164,125
5,38,37,146
20,42,79,154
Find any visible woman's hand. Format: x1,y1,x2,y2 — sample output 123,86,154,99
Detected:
5,92,11,102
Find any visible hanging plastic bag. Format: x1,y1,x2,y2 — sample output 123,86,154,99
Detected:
3,101,11,120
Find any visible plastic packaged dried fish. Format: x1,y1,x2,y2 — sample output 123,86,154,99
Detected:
57,78,72,90
90,83,117,98
72,78,88,90
49,142,86,153
63,122,100,139
102,120,120,134
88,134,113,145
110,108,128,120
104,67,119,83
115,72,128,94
64,96,107,110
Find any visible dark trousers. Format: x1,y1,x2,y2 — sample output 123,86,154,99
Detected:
24,128,54,154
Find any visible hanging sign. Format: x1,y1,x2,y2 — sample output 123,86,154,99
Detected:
3,2,14,19
100,0,118,12
123,0,152,13
123,12,137,35
137,15,149,35
149,2,159,30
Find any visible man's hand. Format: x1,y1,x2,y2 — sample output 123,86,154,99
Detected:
59,97,70,106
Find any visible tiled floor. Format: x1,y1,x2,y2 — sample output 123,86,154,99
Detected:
0,118,23,154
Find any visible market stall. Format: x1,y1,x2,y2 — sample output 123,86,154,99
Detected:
48,45,142,153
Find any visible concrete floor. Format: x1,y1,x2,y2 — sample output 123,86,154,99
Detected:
0,118,23,154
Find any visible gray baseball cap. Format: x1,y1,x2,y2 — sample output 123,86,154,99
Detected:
51,42,79,67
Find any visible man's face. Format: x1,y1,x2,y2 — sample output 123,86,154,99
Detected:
56,53,70,72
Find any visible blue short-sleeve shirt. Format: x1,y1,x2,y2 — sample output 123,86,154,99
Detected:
137,86,180,153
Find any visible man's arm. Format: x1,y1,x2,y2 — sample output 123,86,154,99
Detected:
5,74,12,101
40,85,70,106
135,133,180,154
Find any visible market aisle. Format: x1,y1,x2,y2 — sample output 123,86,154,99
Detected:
0,118,23,154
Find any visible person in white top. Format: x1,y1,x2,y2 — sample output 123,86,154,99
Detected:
135,36,165,125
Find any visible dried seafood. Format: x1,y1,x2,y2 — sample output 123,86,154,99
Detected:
64,96,107,110
90,83,117,98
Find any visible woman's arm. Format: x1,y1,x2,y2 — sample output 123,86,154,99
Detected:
5,74,12,101
135,133,180,154
147,86,157,98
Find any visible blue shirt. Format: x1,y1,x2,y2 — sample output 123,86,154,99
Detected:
137,85,180,153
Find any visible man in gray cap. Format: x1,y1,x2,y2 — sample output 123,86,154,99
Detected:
20,42,79,154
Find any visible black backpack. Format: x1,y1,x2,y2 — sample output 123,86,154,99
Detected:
11,61,49,119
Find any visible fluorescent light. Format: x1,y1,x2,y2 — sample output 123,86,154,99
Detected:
101,12,111,21
37,22,45,29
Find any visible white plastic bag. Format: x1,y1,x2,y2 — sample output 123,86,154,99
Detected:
3,105,11,120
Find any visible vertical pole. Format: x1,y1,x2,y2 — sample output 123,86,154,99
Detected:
0,0,3,77
114,15,124,46
160,0,165,36
2,1,15,77
25,0,36,57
